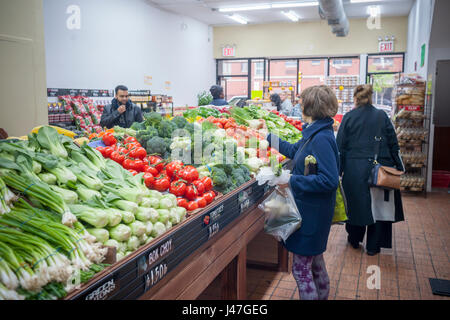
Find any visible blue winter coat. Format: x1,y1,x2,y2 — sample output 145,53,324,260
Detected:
268,117,339,256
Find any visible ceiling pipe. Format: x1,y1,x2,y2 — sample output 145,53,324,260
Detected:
318,0,349,37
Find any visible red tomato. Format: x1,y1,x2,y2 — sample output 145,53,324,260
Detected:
128,169,138,176
169,180,187,197
143,172,155,188
165,160,184,179
185,184,198,201
124,136,138,144
216,123,223,129
196,196,207,208
122,158,135,170
102,133,117,146
200,176,213,191
153,175,170,192
177,197,189,209
110,151,125,164
96,146,106,156
149,156,164,172
143,165,159,176
123,158,144,172
117,146,129,154
192,180,205,196
132,159,145,172
129,147,147,160
186,201,199,211
103,146,114,158
177,166,199,183
203,191,214,204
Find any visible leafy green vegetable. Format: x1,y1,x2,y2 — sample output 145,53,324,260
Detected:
35,126,68,158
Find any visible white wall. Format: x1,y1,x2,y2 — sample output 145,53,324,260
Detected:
43,0,215,106
405,0,434,77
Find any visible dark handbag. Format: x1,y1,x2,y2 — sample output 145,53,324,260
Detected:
368,111,403,190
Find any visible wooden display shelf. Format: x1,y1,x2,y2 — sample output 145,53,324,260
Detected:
64,173,279,300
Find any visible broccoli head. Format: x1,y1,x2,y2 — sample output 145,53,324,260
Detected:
130,121,146,131
158,120,177,138
171,116,188,129
211,167,227,187
231,168,247,186
143,112,162,128
239,164,251,180
145,136,167,156
184,123,195,135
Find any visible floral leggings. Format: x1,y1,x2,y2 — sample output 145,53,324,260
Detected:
292,253,330,300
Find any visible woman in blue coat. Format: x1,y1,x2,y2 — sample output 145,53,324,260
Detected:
268,85,340,300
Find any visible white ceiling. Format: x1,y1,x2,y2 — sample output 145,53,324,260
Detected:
148,0,414,26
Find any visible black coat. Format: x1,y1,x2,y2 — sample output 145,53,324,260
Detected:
336,104,404,226
100,99,143,129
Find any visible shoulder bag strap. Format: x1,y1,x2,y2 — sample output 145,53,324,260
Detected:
373,110,384,164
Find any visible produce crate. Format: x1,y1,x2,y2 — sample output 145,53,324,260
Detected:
65,177,273,300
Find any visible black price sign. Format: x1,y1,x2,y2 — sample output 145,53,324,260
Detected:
83,275,119,300
208,222,220,239
145,261,168,290
138,238,174,277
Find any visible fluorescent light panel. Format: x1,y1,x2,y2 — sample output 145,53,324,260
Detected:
228,14,248,24
219,4,271,12
282,10,300,22
350,0,382,3
272,1,319,8
219,1,318,12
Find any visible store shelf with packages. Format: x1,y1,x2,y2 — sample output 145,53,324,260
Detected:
326,75,359,115
262,81,295,102
64,169,282,300
392,74,429,194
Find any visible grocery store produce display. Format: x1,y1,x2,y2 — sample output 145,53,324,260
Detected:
0,106,302,300
0,127,187,299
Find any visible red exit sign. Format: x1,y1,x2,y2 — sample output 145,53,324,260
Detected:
222,46,235,57
379,41,394,53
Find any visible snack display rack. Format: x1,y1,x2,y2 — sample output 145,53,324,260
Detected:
392,74,429,194
326,75,359,115
262,81,295,102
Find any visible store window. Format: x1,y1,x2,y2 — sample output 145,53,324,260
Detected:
217,60,248,76
329,57,360,75
298,59,327,92
251,59,266,99
241,62,248,73
285,61,297,68
220,77,248,102
367,54,403,73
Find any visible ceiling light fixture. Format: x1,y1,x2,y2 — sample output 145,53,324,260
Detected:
219,4,271,12
219,2,318,12
228,14,248,24
350,0,382,3
282,10,300,22
272,1,319,8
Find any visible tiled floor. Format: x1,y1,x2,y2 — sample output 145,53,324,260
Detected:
200,191,450,300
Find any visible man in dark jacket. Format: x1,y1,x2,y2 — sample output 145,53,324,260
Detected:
210,85,228,106
100,85,143,129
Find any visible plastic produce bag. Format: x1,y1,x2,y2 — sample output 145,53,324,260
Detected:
256,166,291,187
259,186,302,242
332,180,348,224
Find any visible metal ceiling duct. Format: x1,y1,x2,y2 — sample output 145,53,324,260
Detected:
318,0,349,37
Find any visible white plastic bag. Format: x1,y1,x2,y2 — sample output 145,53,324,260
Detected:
256,167,291,187
258,186,302,242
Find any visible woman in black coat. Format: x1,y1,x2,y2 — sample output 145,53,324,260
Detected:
336,85,404,256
